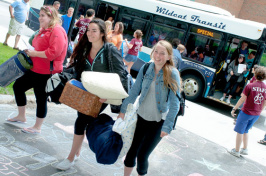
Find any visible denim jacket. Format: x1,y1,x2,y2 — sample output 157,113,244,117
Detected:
120,62,181,134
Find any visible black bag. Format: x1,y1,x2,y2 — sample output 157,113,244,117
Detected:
142,62,186,130
45,66,76,104
71,27,79,41
105,43,129,113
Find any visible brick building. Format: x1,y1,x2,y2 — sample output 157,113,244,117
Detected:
194,0,266,24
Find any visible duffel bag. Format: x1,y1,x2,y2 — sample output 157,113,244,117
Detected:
86,113,123,164
0,51,32,87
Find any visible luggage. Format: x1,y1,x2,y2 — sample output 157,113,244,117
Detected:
86,113,123,164
45,67,75,104
59,80,102,117
0,51,32,87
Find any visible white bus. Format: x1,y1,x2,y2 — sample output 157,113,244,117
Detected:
28,0,266,106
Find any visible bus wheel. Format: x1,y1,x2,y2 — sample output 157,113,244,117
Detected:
182,74,203,101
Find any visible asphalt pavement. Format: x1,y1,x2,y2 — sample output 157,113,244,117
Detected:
0,0,266,175
1,99,266,176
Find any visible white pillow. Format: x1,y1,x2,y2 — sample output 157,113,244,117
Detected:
81,71,128,104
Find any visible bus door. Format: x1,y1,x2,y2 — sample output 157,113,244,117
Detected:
210,37,259,105
96,3,119,21
181,26,222,101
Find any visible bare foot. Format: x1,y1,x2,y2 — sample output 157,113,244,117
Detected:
6,115,26,123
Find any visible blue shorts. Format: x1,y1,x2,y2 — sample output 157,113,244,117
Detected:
125,54,138,62
234,111,259,134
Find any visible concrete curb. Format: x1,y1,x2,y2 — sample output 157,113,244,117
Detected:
0,94,35,104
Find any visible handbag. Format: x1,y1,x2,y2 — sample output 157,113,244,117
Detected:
112,98,139,158
0,51,32,87
45,65,75,104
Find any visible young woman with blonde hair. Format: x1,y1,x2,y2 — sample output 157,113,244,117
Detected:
117,40,181,176
105,20,112,35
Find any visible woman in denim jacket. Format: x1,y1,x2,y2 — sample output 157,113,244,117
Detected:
118,40,181,176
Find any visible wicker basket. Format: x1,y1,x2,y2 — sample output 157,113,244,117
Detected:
59,81,102,117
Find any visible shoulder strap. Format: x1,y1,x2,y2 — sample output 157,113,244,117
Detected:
106,43,114,72
142,62,151,77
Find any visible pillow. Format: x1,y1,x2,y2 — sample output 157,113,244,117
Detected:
81,71,128,104
105,99,122,106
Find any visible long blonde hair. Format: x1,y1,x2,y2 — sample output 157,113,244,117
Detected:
151,40,180,94
105,20,112,34
40,5,60,28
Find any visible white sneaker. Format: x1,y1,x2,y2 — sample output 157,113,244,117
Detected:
226,98,230,104
228,148,240,158
74,155,80,161
240,148,248,155
56,159,74,170
220,97,225,101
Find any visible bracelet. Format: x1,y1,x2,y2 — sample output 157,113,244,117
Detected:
232,108,236,111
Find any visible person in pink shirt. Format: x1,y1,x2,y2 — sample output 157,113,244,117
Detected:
75,9,95,41
6,6,67,134
124,30,143,74
229,66,266,157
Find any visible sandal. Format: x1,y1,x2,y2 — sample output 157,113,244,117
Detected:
3,43,8,46
21,127,41,134
258,140,266,145
13,47,20,51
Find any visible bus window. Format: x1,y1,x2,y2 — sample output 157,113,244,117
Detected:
123,8,151,20
224,38,258,71
119,9,151,41
259,51,266,67
185,27,222,66
147,24,185,48
154,16,187,30
121,16,148,41
96,3,118,21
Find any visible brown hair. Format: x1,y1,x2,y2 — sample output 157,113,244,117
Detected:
40,6,59,28
135,29,143,39
150,40,181,94
71,18,106,73
255,66,266,81
114,22,124,35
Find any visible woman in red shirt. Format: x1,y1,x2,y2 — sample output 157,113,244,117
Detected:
124,30,143,74
6,6,67,134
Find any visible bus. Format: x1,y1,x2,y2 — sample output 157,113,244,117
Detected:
27,0,266,107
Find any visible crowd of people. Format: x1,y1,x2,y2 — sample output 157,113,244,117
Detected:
1,0,266,175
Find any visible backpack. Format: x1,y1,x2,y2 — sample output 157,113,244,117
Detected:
142,62,186,130
45,65,76,104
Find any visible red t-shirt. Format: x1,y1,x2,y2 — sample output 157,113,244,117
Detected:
76,18,91,40
31,24,68,74
250,76,256,83
242,81,266,115
127,38,143,56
